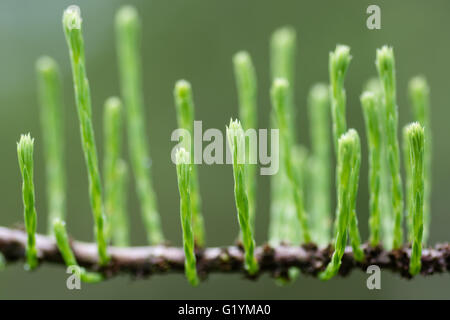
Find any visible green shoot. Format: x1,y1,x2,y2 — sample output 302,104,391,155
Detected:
404,123,425,275
307,83,331,245
17,134,38,270
35,56,66,234
174,80,205,247
115,5,163,244
103,97,129,246
175,148,199,286
62,5,109,265
226,119,259,274
408,76,431,243
233,51,258,232
320,129,359,280
376,46,404,249
271,79,311,243
361,91,382,247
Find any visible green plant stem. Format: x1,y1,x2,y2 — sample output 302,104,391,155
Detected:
175,148,199,286
271,79,311,243
103,97,129,246
115,5,163,244
227,119,259,274
62,5,109,265
17,134,38,270
174,80,205,247
361,92,382,247
307,83,331,245
408,76,431,243
376,46,404,249
320,129,358,280
233,51,257,232
404,123,425,275
403,126,413,243
35,56,66,234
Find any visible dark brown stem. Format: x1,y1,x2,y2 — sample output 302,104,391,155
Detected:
0,226,449,280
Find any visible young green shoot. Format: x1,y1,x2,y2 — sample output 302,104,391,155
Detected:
35,56,66,234
63,5,109,265
307,83,331,245
115,5,163,244
404,123,425,275
174,80,205,247
376,46,404,249
271,78,311,243
17,134,38,270
233,51,258,231
361,91,382,247
175,148,199,286
320,129,358,280
408,76,431,243
103,97,129,246
226,119,259,274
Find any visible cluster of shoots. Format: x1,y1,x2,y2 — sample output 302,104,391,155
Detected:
14,4,431,285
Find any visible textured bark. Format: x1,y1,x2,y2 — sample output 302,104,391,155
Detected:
0,226,448,280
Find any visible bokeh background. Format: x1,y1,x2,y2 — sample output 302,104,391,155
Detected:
1,0,449,299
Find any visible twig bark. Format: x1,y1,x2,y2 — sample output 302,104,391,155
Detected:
0,226,448,280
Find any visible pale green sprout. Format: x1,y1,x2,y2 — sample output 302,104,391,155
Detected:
174,80,205,247
17,134,38,270
320,129,359,280
408,76,431,243
116,5,163,244
376,46,404,249
103,97,129,246
226,119,259,274
307,83,331,245
233,51,257,232
175,148,199,286
404,123,425,275
271,78,311,243
63,5,109,265
35,56,66,234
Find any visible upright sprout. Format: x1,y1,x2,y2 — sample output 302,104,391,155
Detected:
174,80,205,247
376,46,404,249
17,134,38,270
271,79,311,243
226,119,259,275
408,76,431,243
404,123,425,275
307,83,331,245
115,5,163,244
62,5,109,265
175,148,199,286
35,56,66,234
233,51,257,232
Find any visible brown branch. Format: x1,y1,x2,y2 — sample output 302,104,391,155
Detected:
0,226,449,280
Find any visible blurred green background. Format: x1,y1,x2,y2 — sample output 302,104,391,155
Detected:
1,0,450,299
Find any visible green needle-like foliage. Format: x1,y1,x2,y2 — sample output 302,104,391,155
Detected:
404,123,425,275
35,56,66,234
361,91,383,247
17,134,38,270
403,126,413,242
62,5,109,265
174,80,205,247
307,83,331,245
233,51,258,231
175,148,199,286
116,5,163,244
320,129,359,280
408,76,431,243
103,97,129,246
271,79,311,243
53,219,103,283
376,46,404,249
226,119,259,275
